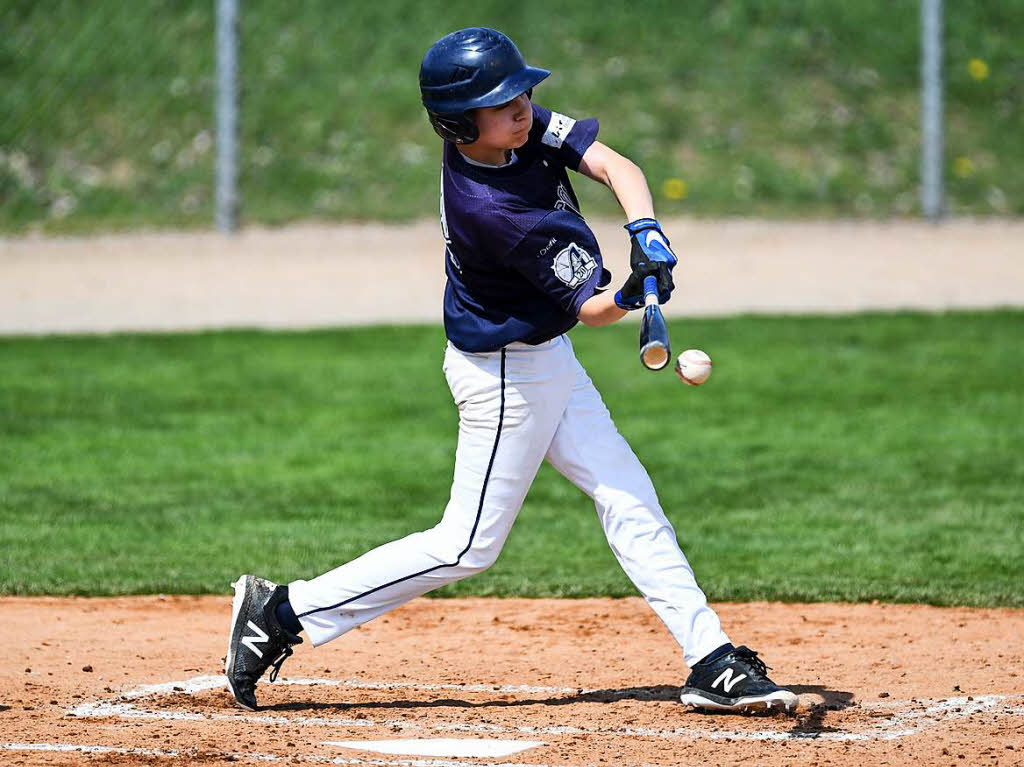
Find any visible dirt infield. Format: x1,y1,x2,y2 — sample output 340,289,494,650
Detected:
2,218,1023,334
4,596,1023,766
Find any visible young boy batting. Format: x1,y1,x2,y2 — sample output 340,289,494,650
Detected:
226,27,798,715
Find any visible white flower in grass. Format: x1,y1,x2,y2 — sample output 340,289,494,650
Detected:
733,165,754,200
78,165,103,188
192,130,213,155
8,151,36,188
253,146,275,167
50,194,76,219
267,55,285,78
314,189,342,211
986,187,1007,213
151,140,173,164
398,142,426,166
604,57,627,78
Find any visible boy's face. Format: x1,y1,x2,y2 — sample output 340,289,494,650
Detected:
471,92,532,150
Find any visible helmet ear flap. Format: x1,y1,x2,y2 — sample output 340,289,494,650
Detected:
428,111,479,144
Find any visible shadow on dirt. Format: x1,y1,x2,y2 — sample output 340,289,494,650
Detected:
264,683,854,719
266,684,682,713
785,684,857,737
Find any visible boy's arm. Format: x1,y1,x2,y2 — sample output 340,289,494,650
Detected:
575,141,674,327
577,141,655,221
577,290,627,327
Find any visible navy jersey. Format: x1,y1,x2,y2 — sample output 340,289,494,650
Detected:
439,103,608,352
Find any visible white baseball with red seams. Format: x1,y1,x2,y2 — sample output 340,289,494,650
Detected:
675,349,712,386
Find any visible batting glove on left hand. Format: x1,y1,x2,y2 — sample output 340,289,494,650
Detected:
626,217,677,270
613,218,677,310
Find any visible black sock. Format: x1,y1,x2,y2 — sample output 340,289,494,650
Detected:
274,596,302,636
696,642,735,667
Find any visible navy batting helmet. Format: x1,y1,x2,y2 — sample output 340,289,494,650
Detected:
419,28,550,144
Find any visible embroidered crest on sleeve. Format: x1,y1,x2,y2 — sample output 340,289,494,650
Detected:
541,111,577,149
550,242,597,288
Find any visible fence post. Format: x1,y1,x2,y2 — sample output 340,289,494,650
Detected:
216,0,239,233
920,0,944,220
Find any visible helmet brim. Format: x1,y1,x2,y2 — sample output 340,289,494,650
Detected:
428,66,550,114
471,66,551,109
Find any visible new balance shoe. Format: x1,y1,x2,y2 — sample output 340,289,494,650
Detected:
679,645,798,712
225,575,302,711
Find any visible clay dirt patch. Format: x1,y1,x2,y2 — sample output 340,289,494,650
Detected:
4,596,1024,765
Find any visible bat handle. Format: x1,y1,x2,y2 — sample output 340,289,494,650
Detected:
643,275,659,307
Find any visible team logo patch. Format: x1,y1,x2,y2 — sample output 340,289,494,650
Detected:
541,111,577,149
551,242,596,288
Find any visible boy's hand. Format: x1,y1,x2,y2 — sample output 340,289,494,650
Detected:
614,218,676,310
626,217,677,269
614,264,674,309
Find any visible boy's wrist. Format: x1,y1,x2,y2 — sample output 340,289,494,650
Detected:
613,288,642,311
624,217,661,235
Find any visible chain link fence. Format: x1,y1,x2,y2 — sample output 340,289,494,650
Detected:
2,1,216,232
2,1,1022,234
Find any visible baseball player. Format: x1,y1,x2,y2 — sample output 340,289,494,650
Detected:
226,27,798,715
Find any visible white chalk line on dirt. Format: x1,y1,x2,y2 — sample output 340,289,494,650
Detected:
0,741,569,765
1,742,180,758
0,741,572,767
114,674,582,699
69,674,1024,744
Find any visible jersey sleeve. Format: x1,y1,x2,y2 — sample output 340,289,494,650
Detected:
503,209,606,317
530,103,600,172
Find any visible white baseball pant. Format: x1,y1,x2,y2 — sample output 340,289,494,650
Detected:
287,334,730,667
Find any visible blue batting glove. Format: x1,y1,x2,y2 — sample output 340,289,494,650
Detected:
613,288,645,311
614,263,674,310
618,218,676,308
625,218,678,268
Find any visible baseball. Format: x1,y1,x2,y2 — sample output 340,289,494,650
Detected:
675,349,712,386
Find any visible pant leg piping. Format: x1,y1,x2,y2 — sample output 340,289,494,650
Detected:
296,349,507,620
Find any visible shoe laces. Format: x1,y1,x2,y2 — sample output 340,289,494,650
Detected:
267,644,294,683
733,646,770,677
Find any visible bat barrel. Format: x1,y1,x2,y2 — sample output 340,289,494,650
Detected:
640,339,669,370
639,274,670,370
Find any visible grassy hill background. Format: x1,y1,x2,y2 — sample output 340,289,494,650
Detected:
3,0,1022,232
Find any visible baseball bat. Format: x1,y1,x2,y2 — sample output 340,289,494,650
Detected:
639,275,670,370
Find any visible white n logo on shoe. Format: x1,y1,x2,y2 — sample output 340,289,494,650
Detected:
712,668,747,693
241,620,269,658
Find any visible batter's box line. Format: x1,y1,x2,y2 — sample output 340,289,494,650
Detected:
0,742,577,767
70,674,1024,744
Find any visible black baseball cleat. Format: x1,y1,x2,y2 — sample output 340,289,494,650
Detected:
225,575,302,711
679,646,798,713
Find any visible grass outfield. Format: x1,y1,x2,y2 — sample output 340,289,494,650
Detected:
1,311,1022,605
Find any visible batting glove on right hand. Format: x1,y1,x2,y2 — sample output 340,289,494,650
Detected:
614,262,675,309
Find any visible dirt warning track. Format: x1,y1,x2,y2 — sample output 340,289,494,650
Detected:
3,219,1023,335
3,596,1023,766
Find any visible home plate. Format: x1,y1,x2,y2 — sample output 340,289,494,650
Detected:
324,738,545,758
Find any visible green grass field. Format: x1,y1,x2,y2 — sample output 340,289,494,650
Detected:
3,0,1022,232
2,312,1022,605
